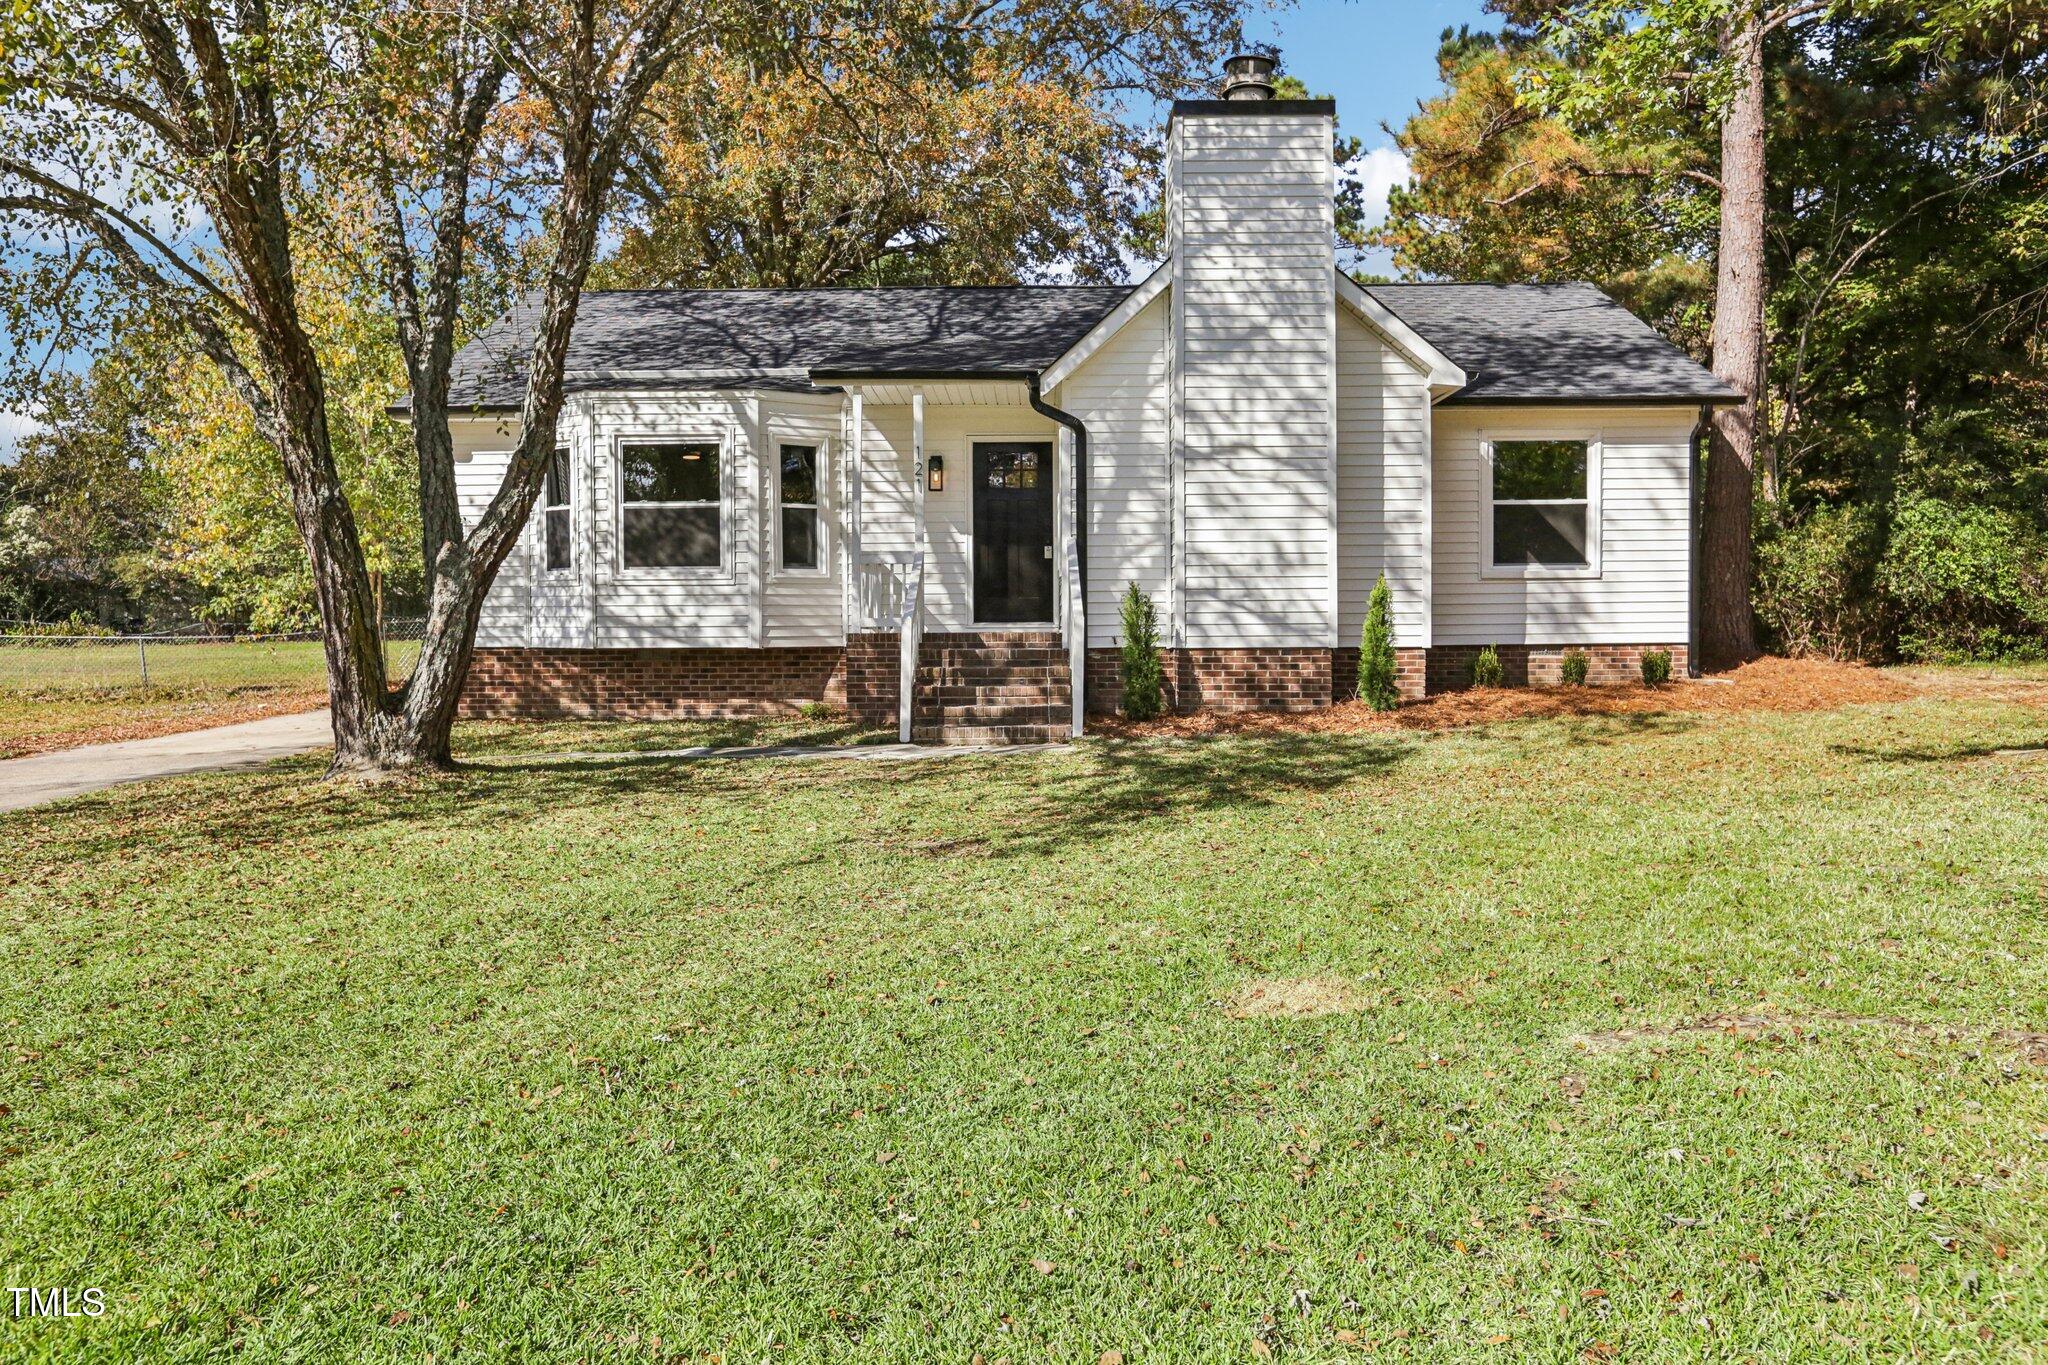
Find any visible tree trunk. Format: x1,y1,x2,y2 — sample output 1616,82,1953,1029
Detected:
1700,3,1767,670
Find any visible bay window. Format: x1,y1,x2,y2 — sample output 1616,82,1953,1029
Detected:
778,443,821,572
620,439,722,569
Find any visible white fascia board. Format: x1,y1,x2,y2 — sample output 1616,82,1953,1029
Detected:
1039,261,1172,393
1334,272,1467,396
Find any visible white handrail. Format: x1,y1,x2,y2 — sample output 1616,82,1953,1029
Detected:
1066,537,1084,737
898,551,924,742
1062,429,1086,736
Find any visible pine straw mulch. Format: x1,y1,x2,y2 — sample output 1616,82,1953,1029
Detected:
0,688,328,760
1096,657,1927,740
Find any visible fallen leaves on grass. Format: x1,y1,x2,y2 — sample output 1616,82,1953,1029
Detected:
1570,1011,2047,1068
0,687,328,758
1224,976,1368,1019
1097,658,1915,739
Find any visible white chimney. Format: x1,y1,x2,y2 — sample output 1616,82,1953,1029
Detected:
1164,55,1337,650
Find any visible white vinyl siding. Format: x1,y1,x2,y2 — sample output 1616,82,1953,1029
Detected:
849,397,1060,633
761,401,843,646
1335,308,1431,648
1432,405,1695,644
461,391,847,650
450,418,530,648
1052,290,1169,647
1171,109,1335,648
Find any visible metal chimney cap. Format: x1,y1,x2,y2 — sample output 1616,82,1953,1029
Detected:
1220,50,1277,101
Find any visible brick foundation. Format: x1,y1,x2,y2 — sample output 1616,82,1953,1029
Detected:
462,639,1692,724
1085,645,1425,714
1424,643,1689,693
460,646,847,720
1331,647,1428,703
843,632,899,726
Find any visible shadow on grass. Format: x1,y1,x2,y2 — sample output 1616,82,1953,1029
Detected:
453,714,893,755
17,707,1715,868
1830,736,2048,765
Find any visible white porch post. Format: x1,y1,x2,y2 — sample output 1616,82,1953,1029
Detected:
900,390,927,742
846,389,863,630
1062,426,1084,736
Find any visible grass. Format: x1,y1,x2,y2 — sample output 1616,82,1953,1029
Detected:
456,710,895,755
0,639,418,757
1,690,2044,1360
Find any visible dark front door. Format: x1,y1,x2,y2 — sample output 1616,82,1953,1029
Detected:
972,442,1055,623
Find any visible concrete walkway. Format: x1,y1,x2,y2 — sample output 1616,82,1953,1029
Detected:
473,741,1073,767
0,714,1071,814
0,709,333,813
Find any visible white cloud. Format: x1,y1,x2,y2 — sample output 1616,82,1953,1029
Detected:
0,409,43,464
1344,144,1413,228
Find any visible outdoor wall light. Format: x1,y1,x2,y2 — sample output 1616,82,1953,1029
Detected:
927,455,945,492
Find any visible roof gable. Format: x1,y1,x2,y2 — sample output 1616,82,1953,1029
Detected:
1364,281,1737,406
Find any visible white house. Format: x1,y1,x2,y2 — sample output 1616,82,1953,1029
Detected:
447,53,1736,743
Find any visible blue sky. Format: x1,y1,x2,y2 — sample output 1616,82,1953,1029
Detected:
0,0,1492,460
1247,0,1491,274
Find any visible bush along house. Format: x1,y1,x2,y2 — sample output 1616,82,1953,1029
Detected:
444,52,1738,744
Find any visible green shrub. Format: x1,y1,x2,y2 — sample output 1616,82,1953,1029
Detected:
1118,581,1164,720
1559,647,1589,686
1357,573,1400,711
1472,645,1503,688
1641,649,1673,685
1752,503,1887,660
3,611,118,638
1878,496,2048,662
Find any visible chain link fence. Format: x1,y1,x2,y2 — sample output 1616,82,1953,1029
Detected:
0,619,425,696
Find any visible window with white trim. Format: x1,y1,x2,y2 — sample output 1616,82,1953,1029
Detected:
1488,438,1593,568
777,442,820,572
542,446,571,572
620,439,721,569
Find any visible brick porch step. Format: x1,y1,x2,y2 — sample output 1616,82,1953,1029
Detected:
918,668,1069,688
936,702,1067,727
930,648,1067,667
910,722,1070,746
910,634,1073,746
929,683,1070,705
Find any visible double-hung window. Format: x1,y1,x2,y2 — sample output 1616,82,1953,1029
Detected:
1486,437,1597,573
541,446,571,572
620,439,722,569
778,443,821,572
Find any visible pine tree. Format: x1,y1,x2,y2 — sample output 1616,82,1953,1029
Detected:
1118,581,1164,720
1358,572,1400,711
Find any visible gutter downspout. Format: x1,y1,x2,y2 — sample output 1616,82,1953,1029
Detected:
1029,375,1089,729
1689,404,1710,678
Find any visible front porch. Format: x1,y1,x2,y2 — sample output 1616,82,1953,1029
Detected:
839,381,1087,742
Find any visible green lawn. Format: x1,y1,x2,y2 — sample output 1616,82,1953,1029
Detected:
0,638,419,757
1,691,2044,1360
0,639,337,693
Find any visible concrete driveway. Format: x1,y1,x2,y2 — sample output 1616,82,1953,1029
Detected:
0,710,332,813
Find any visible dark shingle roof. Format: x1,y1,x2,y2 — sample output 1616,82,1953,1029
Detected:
1365,281,1737,405
439,278,1734,410
443,286,1135,409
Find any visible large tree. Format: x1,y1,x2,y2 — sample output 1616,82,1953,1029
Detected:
1380,1,2048,664
596,0,1249,288
1,0,716,773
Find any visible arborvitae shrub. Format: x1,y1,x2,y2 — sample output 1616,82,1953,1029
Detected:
1560,647,1590,686
1641,649,1673,685
1472,644,1504,688
1118,581,1164,719
1358,573,1399,711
